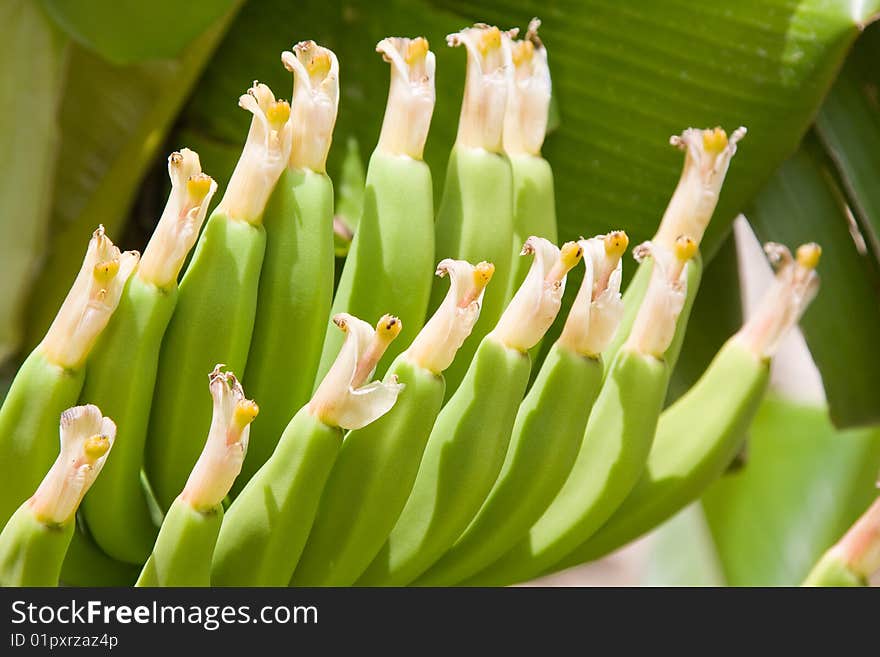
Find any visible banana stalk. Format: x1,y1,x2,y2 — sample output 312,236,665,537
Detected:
553,242,821,570
292,259,494,586
137,367,256,586
212,314,403,586
240,43,339,492
431,24,516,397
0,405,115,586
467,237,697,586
0,228,136,528
314,36,436,385
357,238,581,586
81,149,216,564
416,232,626,586
146,82,292,510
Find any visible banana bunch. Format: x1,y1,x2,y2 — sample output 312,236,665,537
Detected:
0,18,858,589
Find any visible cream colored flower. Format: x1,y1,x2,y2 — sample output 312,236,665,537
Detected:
138,149,217,288
654,126,747,250
181,366,257,511
448,24,517,153
282,41,339,173
29,405,115,526
491,237,581,352
217,82,293,224
503,18,551,156
375,36,436,160
405,259,494,374
735,242,820,359
558,232,626,357
40,226,139,369
625,236,696,358
309,313,405,429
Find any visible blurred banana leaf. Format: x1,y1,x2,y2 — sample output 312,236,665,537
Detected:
702,395,880,586
40,0,237,65
642,504,725,586
21,3,243,354
746,136,880,428
0,1,68,364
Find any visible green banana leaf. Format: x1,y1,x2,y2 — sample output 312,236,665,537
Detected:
702,395,880,586
746,135,880,428
0,1,68,364
815,28,880,259
21,4,243,353
642,504,725,587
40,0,237,65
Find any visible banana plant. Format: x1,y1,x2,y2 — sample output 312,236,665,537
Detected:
2,0,880,588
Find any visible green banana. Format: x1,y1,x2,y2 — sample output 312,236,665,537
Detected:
292,259,495,586
552,242,822,571
431,24,516,397
415,232,628,586
315,36,436,384
137,367,256,586
503,19,557,299
0,405,115,586
212,313,404,586
241,43,339,492
81,149,216,565
0,228,137,528
466,236,698,586
146,82,292,510
803,495,880,587
357,237,581,586
60,527,139,587
604,126,746,370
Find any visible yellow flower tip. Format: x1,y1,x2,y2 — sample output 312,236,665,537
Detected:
473,261,496,290
604,230,629,258
83,434,111,462
511,38,535,66
92,258,120,285
674,235,698,263
267,99,291,129
702,126,729,154
561,241,584,269
477,25,503,54
186,173,214,202
93,257,119,282
233,399,260,431
544,241,583,286
302,43,333,76
796,242,822,270
405,36,430,64
376,314,403,343
332,313,350,333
